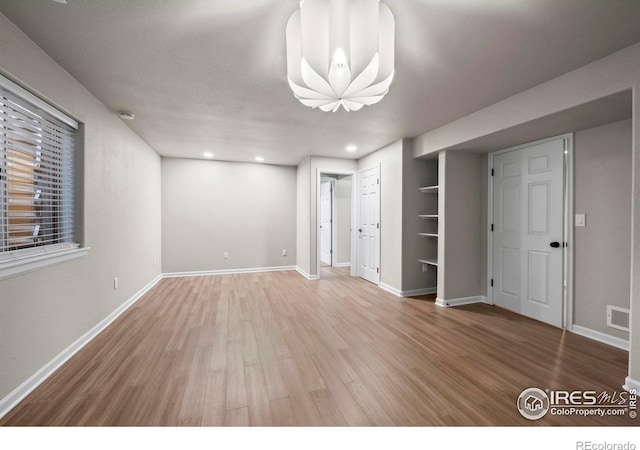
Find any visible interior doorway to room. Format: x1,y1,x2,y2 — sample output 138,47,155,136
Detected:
316,170,356,279
489,135,572,328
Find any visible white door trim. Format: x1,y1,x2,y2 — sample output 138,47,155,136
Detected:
487,133,574,329
316,169,357,278
331,180,338,266
356,164,381,285
320,178,336,266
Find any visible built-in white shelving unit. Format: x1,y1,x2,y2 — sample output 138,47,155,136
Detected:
419,174,439,275
418,258,438,267
418,185,439,194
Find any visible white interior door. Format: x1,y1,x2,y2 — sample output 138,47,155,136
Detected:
492,138,564,327
320,181,332,266
357,166,380,284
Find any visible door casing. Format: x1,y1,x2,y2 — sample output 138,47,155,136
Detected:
316,169,357,278
320,178,337,266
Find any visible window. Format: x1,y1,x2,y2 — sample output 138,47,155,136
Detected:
0,74,86,279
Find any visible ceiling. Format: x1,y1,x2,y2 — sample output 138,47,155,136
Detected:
1,0,640,166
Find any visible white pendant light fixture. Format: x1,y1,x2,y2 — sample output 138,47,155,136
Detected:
286,0,395,112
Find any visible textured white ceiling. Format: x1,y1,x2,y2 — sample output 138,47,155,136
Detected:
1,0,640,165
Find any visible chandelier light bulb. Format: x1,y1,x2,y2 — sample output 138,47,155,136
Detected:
286,0,395,112
332,48,347,69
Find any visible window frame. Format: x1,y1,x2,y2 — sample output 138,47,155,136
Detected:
0,74,87,281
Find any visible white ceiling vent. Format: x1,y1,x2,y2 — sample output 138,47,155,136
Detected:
607,305,630,332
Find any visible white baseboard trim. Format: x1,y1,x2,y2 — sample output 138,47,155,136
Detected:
295,266,319,280
623,376,640,393
403,287,437,297
333,262,351,268
164,266,296,278
0,273,163,421
435,297,447,307
435,295,487,308
379,283,436,298
379,283,402,297
571,325,629,351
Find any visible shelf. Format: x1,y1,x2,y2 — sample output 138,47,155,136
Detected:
419,185,439,193
418,233,438,238
418,214,439,219
419,258,438,267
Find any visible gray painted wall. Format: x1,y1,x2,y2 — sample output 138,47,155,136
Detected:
358,141,403,291
0,14,162,401
574,119,632,340
296,156,311,275
335,176,352,265
438,151,484,300
162,158,296,273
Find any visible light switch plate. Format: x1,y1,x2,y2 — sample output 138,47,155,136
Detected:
575,214,586,227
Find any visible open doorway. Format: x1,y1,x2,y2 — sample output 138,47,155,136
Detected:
316,169,356,279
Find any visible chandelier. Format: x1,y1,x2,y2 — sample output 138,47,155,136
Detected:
285,0,395,112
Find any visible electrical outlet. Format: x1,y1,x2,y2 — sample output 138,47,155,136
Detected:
224,252,229,259
282,249,287,257
114,277,119,289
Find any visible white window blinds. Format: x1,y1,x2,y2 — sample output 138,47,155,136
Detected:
0,77,78,254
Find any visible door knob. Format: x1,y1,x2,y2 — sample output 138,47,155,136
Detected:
550,241,560,248
358,228,362,233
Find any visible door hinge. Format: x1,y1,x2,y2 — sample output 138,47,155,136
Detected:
330,249,332,254
377,223,380,229
491,168,494,176
377,267,379,274
490,279,494,287
377,178,380,185
491,224,494,232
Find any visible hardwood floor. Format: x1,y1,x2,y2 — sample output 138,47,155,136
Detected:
1,267,635,426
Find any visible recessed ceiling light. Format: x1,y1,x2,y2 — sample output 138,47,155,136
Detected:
203,152,214,158
346,145,357,152
255,156,265,162
117,111,135,121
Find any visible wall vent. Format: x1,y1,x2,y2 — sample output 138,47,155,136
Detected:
606,305,630,332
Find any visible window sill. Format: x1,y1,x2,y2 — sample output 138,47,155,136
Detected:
0,244,90,281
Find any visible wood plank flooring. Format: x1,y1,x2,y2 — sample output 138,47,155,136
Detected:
1,267,635,426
